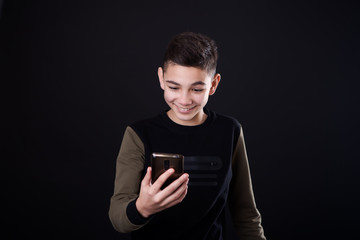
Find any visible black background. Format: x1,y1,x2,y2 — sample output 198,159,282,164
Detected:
1,0,359,239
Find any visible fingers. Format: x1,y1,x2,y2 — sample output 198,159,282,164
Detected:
158,173,189,199
141,167,152,187
152,168,175,191
160,175,189,208
137,170,189,217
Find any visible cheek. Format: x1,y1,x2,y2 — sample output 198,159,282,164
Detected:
164,90,176,102
195,93,210,104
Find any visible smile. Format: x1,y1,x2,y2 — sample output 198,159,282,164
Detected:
175,104,196,113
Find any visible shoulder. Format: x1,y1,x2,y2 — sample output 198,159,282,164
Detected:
128,112,168,140
130,113,162,129
209,109,242,130
208,109,243,142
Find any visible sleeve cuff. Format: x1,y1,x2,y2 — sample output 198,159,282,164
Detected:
126,199,153,225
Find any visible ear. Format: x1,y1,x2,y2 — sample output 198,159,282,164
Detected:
158,67,165,90
209,73,221,95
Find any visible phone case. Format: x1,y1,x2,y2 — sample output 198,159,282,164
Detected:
151,152,184,188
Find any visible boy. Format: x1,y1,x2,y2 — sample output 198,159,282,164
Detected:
109,32,266,240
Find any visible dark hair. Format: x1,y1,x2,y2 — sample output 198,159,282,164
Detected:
162,32,218,76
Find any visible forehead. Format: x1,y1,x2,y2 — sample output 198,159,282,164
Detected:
164,64,211,84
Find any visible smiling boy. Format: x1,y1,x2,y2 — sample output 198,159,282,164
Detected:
158,63,220,126
109,32,266,240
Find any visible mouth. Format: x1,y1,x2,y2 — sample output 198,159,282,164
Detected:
175,104,196,113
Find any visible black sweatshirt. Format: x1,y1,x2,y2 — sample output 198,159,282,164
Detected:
109,108,266,240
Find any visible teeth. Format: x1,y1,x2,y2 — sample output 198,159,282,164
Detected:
174,104,194,112
178,106,192,112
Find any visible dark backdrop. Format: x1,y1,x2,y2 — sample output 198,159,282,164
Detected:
2,0,359,239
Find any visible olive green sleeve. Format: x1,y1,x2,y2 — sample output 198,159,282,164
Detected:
108,126,146,233
228,127,266,240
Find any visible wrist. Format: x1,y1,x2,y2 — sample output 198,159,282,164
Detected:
135,198,150,218
126,199,151,225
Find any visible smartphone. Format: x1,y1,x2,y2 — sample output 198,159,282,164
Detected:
151,152,184,189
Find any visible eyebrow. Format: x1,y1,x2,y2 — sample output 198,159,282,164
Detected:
165,80,206,86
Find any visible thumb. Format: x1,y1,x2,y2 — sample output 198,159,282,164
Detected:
142,167,152,186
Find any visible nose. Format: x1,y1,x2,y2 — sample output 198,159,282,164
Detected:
178,90,192,106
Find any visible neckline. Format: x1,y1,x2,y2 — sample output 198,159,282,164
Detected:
160,108,213,131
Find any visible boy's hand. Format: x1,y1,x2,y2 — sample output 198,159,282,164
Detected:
136,167,189,218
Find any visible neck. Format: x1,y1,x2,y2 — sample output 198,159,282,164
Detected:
167,109,208,126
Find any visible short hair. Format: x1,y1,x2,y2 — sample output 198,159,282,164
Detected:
162,32,218,76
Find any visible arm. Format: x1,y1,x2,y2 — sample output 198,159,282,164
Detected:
108,126,189,233
228,127,266,240
108,126,146,233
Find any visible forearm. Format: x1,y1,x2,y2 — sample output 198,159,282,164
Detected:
109,196,140,232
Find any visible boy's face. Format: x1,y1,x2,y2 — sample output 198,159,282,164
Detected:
158,64,220,126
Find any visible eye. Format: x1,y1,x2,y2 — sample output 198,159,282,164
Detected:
193,88,204,92
168,86,178,90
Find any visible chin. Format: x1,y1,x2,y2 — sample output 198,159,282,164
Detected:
174,110,201,123
178,115,196,122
